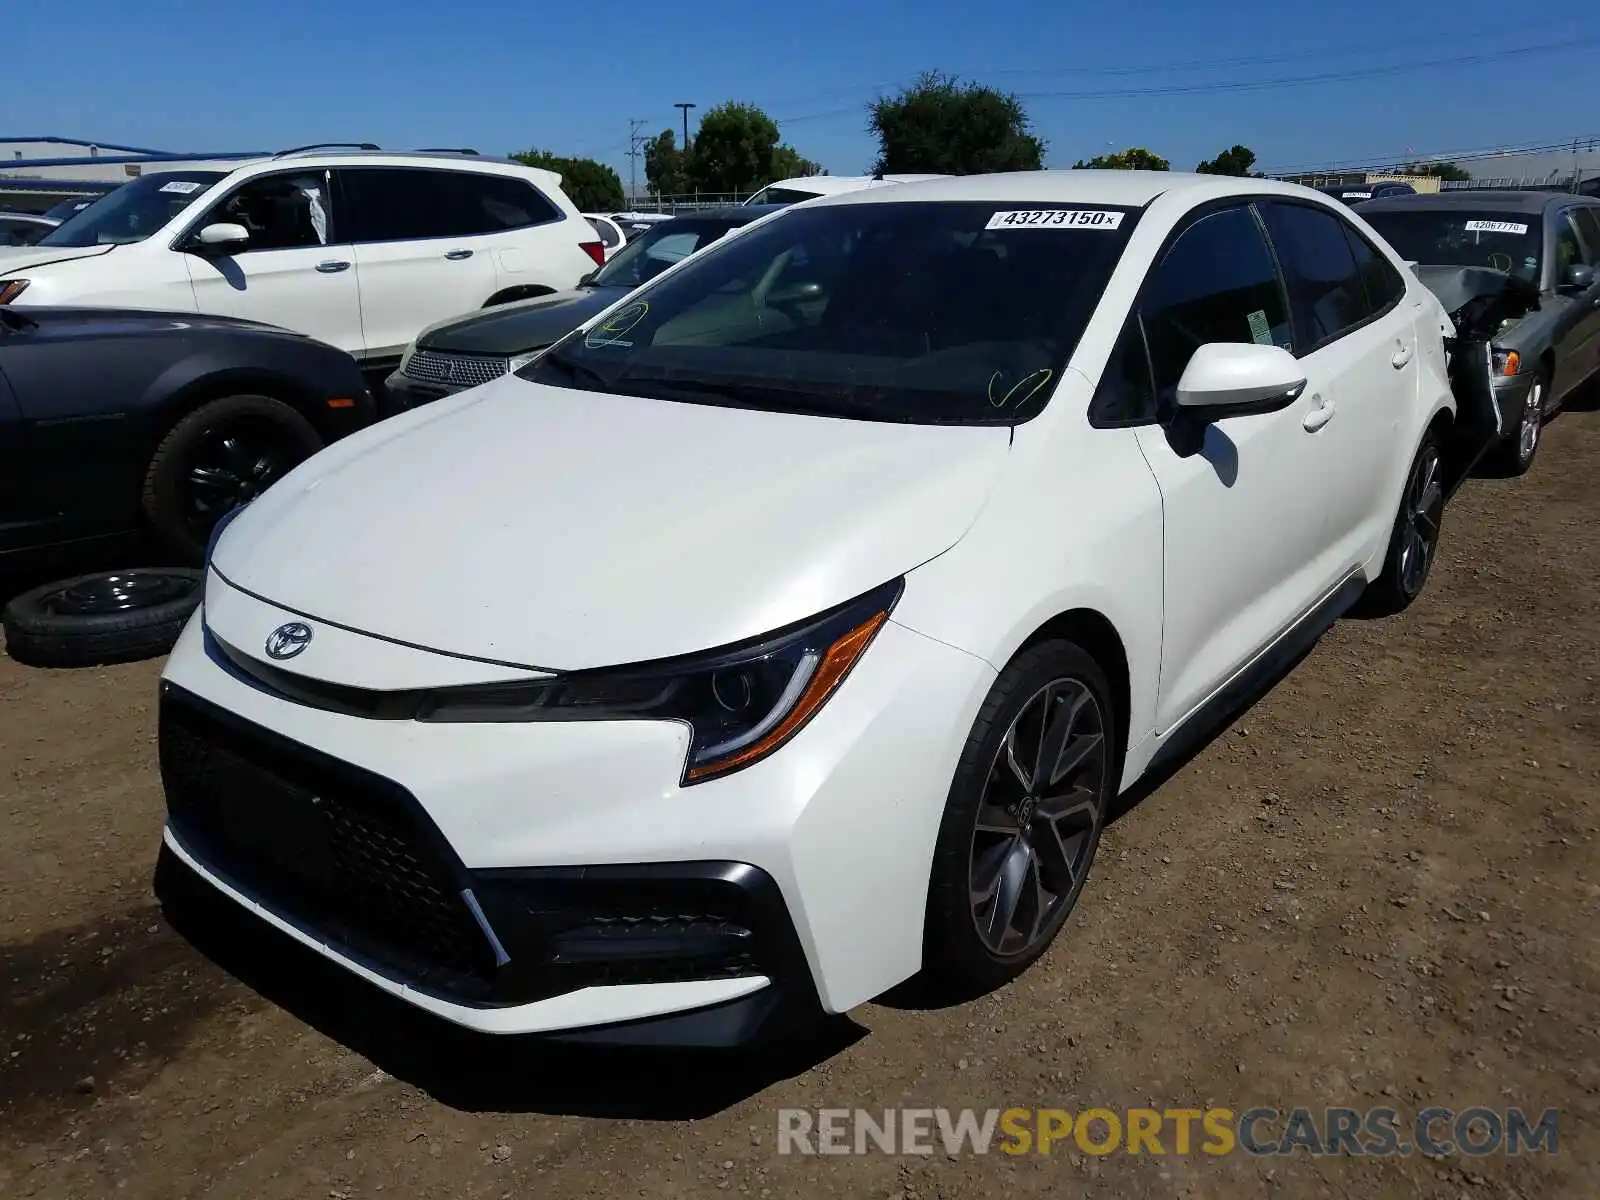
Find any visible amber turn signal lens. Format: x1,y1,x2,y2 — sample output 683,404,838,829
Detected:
1500,351,1520,378
685,610,890,782
326,397,357,409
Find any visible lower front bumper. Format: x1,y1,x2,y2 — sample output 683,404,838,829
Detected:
1492,371,1536,433
382,370,463,414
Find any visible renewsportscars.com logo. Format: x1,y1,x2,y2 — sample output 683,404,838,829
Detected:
777,1106,1560,1158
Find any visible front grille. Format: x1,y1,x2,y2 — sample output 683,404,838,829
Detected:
402,348,509,390
159,692,500,995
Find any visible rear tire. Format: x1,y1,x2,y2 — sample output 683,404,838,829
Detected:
142,395,323,563
922,640,1116,997
2,568,203,668
1357,428,1446,617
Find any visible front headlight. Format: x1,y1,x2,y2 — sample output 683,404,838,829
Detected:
0,280,30,305
418,578,904,783
397,340,418,374
508,350,543,374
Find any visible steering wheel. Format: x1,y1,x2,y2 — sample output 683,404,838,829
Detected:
1487,252,1514,274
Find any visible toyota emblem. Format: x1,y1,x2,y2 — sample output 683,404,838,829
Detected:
264,621,313,660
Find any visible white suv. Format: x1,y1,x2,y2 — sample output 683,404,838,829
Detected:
0,147,604,378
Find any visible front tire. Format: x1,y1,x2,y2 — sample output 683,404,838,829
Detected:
142,395,323,563
1358,428,1446,617
1485,367,1547,477
922,640,1115,996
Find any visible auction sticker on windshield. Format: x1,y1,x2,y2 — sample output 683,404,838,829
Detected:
986,210,1125,230
1464,220,1529,235
160,181,204,195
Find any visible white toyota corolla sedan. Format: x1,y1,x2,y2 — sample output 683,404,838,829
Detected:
156,171,1469,1046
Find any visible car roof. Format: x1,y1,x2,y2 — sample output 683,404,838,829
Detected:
216,150,559,185
797,170,1337,210
669,202,788,223
1358,189,1589,215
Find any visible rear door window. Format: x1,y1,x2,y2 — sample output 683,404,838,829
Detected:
1260,201,1372,349
337,168,562,243
1572,207,1600,265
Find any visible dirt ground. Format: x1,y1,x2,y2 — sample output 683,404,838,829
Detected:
2,404,1597,1200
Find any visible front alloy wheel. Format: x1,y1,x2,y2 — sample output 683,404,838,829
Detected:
1397,440,1444,601
924,639,1114,995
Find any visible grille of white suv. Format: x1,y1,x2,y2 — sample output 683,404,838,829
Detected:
402,349,510,390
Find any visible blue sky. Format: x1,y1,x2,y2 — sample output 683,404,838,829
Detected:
4,0,1595,187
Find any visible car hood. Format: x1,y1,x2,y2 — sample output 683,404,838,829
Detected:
1411,265,1540,342
416,287,624,355
212,377,1011,671
15,305,294,340
0,243,117,272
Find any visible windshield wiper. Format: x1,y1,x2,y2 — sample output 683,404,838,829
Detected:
614,375,886,420
536,348,619,392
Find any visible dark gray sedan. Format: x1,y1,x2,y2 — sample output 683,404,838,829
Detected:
1361,190,1600,474
385,204,789,410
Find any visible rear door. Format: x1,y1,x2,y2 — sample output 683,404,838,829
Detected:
1259,199,1419,568
182,168,365,355
1550,208,1600,398
335,167,498,365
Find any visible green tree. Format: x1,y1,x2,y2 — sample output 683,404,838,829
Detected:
868,71,1044,175
1073,147,1170,171
687,102,786,194
510,149,625,211
643,129,693,196
769,143,823,182
1195,144,1258,176
1402,160,1471,182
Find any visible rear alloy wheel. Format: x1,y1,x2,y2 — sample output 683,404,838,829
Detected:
142,395,324,562
2,568,203,668
1358,429,1446,616
923,640,1114,995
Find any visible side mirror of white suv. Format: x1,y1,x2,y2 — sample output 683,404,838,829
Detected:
193,223,250,252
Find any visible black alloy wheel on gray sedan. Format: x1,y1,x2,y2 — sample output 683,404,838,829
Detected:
923,639,1115,995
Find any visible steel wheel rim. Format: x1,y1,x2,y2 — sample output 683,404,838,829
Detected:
1398,444,1443,598
968,677,1108,958
39,571,198,617
183,419,304,540
1518,382,1542,462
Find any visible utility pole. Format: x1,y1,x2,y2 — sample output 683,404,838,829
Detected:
675,102,697,150
625,118,648,201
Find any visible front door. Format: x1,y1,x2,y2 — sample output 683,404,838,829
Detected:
1559,206,1600,391
182,168,365,356
1128,202,1352,733
0,358,36,553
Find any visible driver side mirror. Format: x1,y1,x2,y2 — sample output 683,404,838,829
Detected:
1175,342,1307,418
190,222,249,253
1563,263,1595,291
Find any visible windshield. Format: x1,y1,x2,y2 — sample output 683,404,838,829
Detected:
745,185,823,207
1362,209,1542,285
589,219,740,289
39,171,226,247
527,200,1140,425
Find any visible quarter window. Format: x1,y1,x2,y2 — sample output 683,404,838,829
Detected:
1140,204,1292,404
1091,316,1157,425
1261,201,1370,348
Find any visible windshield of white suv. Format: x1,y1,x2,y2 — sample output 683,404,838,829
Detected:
1361,209,1542,285
527,200,1141,425
38,171,226,247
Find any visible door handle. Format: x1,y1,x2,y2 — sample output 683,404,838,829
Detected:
1391,345,1414,368
315,260,351,273
1302,397,1337,432
444,249,474,261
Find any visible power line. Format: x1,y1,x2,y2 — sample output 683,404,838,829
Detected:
1269,134,1600,175
771,33,1600,127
